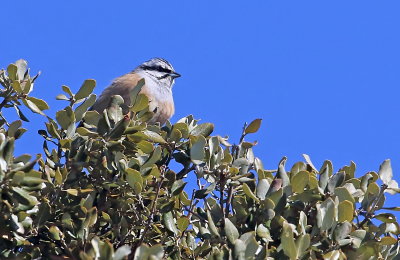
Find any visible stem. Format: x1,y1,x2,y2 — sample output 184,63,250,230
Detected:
225,185,234,217
132,171,165,255
358,184,387,228
219,173,226,219
0,96,10,111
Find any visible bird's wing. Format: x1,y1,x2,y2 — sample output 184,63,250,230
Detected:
90,73,144,114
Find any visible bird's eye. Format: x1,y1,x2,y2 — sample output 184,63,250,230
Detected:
157,66,172,74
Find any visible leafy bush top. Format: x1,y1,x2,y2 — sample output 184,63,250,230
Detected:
0,60,400,260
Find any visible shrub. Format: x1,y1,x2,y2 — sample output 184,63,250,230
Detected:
0,60,399,259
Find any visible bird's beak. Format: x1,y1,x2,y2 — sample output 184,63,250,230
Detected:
170,72,181,79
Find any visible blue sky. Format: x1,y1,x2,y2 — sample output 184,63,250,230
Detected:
1,1,400,209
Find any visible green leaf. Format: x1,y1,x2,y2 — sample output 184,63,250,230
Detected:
7,64,18,80
76,127,98,137
380,236,397,245
33,202,51,227
224,218,239,244
295,234,310,258
66,189,78,196
56,107,75,130
302,154,317,172
22,98,46,115
107,115,130,140
190,123,214,137
378,159,393,185
133,244,164,260
194,183,216,199
242,183,260,203
75,93,97,121
281,221,297,260
256,224,272,240
327,172,345,193
142,146,162,169
234,239,246,259
126,168,143,194
13,104,29,122
26,97,49,111
335,187,355,203
15,59,28,80
375,213,397,223
129,78,145,106
131,93,149,112
177,216,190,232
56,94,69,100
113,245,131,260
292,170,309,193
277,157,289,187
318,197,336,231
334,222,352,241
83,110,100,126
8,120,22,138
12,81,23,93
171,180,187,196
191,135,206,164
338,200,354,222
206,210,220,237
172,122,189,139
49,226,61,241
242,233,260,259
244,118,262,134
62,85,73,97
256,179,270,200
142,130,167,144
163,211,178,235
75,79,96,100
136,140,154,154
12,187,38,207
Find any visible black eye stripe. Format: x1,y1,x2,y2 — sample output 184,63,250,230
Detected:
141,65,173,74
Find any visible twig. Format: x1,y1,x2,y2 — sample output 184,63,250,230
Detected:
225,185,234,217
358,184,387,228
219,173,226,219
132,171,165,253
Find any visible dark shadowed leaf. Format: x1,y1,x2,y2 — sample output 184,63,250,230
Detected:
171,180,187,196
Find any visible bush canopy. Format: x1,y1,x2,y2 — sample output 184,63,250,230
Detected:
0,60,400,259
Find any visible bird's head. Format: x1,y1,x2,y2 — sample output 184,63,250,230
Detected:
136,58,181,88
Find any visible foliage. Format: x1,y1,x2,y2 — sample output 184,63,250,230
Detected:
0,60,400,259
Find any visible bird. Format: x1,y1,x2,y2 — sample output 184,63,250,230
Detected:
90,58,180,125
